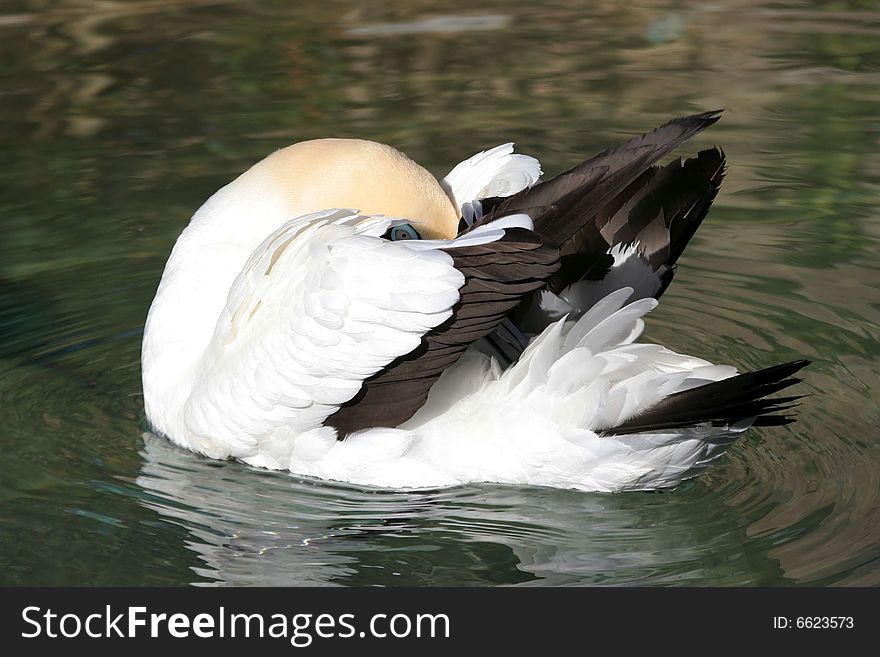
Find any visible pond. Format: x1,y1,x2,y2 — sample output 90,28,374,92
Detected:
1,0,878,586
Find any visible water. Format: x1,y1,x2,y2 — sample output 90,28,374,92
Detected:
1,0,878,586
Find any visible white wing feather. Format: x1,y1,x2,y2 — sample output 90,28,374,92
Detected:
184,208,465,457
442,143,542,223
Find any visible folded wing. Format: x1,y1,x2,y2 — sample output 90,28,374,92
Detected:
184,209,465,452
327,217,559,434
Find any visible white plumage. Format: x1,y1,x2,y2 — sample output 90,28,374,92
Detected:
441,142,542,225
143,128,801,492
278,287,742,491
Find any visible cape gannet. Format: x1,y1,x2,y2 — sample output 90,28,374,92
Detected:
142,111,808,491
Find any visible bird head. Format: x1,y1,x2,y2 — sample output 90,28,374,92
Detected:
243,138,461,240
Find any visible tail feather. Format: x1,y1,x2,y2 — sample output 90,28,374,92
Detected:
599,360,810,436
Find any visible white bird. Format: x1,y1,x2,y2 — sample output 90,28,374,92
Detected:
142,112,807,492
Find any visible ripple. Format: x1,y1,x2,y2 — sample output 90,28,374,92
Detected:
123,433,775,586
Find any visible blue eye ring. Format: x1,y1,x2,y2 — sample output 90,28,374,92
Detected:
387,224,421,241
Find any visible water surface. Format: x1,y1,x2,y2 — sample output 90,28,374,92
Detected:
1,0,879,585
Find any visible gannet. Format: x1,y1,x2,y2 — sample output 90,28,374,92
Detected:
142,111,808,491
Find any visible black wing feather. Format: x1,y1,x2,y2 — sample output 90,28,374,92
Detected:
326,229,559,435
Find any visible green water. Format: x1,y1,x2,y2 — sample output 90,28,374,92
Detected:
1,0,878,586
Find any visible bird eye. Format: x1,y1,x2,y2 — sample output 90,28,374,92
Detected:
388,224,421,241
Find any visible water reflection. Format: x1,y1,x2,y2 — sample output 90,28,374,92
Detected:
137,432,785,586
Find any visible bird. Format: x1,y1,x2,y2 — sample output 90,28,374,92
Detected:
141,111,808,492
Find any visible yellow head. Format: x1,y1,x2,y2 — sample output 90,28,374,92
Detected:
247,138,460,240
